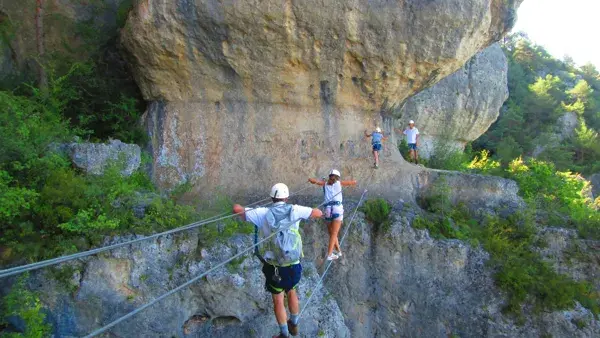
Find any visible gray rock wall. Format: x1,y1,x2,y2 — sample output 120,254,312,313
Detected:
5,230,349,337
395,44,509,158
4,207,598,338
302,213,600,338
120,0,521,198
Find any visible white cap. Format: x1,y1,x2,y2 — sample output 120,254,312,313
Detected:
409,120,415,124
375,127,382,133
329,169,341,177
270,183,289,199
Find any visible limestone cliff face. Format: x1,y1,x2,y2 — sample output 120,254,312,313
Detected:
5,230,349,337
120,0,521,198
395,43,509,158
302,214,600,338
4,207,598,338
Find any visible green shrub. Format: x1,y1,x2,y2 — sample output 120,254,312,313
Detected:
138,198,198,234
58,209,120,234
398,139,410,161
426,139,471,171
419,176,452,216
506,158,600,238
467,150,502,175
361,198,392,232
2,276,52,338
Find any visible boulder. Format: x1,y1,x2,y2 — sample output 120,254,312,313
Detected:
67,140,141,176
557,111,580,140
120,0,521,200
394,43,509,158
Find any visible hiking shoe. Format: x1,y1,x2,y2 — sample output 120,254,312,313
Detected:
334,251,342,257
287,319,299,336
326,253,339,261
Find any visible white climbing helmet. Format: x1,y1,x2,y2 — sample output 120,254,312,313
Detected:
375,127,382,133
409,120,415,124
329,169,341,178
270,183,290,199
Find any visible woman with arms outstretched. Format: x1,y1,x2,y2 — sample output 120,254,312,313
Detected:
308,169,357,261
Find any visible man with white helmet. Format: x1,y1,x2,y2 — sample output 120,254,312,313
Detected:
233,183,322,338
308,169,357,261
401,120,420,164
364,127,387,168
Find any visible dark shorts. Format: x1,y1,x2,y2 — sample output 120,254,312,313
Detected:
408,143,417,150
262,263,302,294
372,143,382,151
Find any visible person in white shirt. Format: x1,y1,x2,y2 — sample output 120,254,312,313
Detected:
398,120,420,164
308,169,357,261
233,183,322,338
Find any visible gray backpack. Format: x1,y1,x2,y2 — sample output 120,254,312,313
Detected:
265,204,303,266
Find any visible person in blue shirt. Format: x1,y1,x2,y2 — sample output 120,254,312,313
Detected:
364,127,386,168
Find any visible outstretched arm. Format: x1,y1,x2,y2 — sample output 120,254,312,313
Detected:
309,208,323,219
340,180,357,187
232,204,247,222
364,130,372,137
308,178,326,186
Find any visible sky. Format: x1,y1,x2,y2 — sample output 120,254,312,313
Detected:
512,0,600,68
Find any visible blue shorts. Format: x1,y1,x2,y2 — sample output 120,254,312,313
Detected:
262,263,302,294
408,143,417,150
372,143,382,151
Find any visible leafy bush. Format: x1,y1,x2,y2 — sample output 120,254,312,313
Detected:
413,206,474,241
427,141,470,171
361,198,392,232
505,158,600,238
467,150,502,175
418,176,453,216
2,276,52,338
398,139,410,161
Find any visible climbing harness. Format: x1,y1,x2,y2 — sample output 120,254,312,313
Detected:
272,266,282,283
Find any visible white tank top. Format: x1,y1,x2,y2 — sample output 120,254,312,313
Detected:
324,181,343,203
